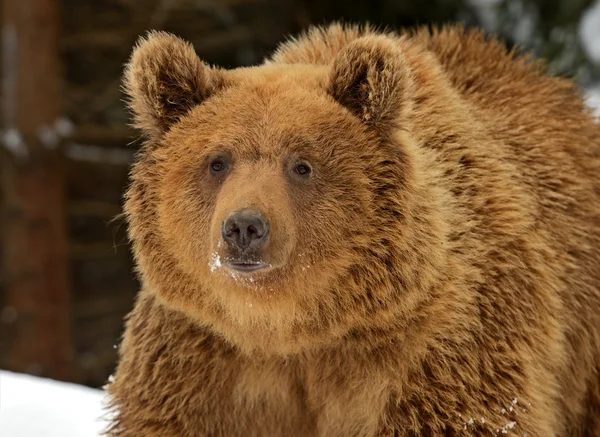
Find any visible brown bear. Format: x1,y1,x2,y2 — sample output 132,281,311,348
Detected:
105,24,600,436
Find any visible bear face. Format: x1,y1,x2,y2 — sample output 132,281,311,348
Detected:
124,32,447,354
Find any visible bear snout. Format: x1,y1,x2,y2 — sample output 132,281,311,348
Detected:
221,208,270,253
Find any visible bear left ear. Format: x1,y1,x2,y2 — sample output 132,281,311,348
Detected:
123,31,225,140
328,36,414,133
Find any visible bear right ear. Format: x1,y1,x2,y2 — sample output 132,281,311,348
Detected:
123,31,224,140
328,35,414,134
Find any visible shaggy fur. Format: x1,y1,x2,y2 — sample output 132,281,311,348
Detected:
106,24,600,436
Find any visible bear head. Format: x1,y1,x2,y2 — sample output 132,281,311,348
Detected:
123,31,448,355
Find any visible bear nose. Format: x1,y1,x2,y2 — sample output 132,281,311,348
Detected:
221,209,269,251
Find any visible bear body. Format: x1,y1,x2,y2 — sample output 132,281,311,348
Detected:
106,24,600,436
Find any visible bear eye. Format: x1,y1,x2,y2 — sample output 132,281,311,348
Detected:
210,158,226,174
294,162,312,177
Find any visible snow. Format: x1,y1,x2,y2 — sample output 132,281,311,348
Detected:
0,370,108,437
65,142,133,165
209,251,222,272
580,0,600,63
580,0,600,118
585,86,600,118
2,129,28,160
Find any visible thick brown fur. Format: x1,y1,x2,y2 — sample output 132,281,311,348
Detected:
106,24,600,436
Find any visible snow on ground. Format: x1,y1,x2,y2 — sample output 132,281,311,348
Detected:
0,370,107,437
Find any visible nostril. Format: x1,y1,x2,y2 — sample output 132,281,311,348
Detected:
224,223,239,237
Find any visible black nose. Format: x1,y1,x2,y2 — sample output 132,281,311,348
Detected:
222,209,269,251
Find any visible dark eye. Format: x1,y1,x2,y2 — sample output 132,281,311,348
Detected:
210,158,226,173
294,162,312,177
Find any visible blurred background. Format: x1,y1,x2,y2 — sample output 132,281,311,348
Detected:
0,0,599,389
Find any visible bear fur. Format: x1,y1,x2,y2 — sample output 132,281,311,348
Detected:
106,24,600,436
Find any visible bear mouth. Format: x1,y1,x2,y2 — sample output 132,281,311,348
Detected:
226,262,270,273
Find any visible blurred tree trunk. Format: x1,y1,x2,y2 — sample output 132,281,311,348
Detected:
1,0,72,380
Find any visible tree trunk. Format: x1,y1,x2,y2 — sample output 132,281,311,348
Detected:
1,0,72,380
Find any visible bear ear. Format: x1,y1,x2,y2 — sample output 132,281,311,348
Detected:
123,31,224,140
328,35,414,133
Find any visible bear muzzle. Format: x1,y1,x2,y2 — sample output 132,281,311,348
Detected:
221,208,271,272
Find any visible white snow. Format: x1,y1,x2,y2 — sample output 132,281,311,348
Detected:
580,0,600,119
65,143,133,165
209,251,222,272
2,129,28,159
585,86,600,118
54,117,75,137
0,370,108,437
580,0,600,63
